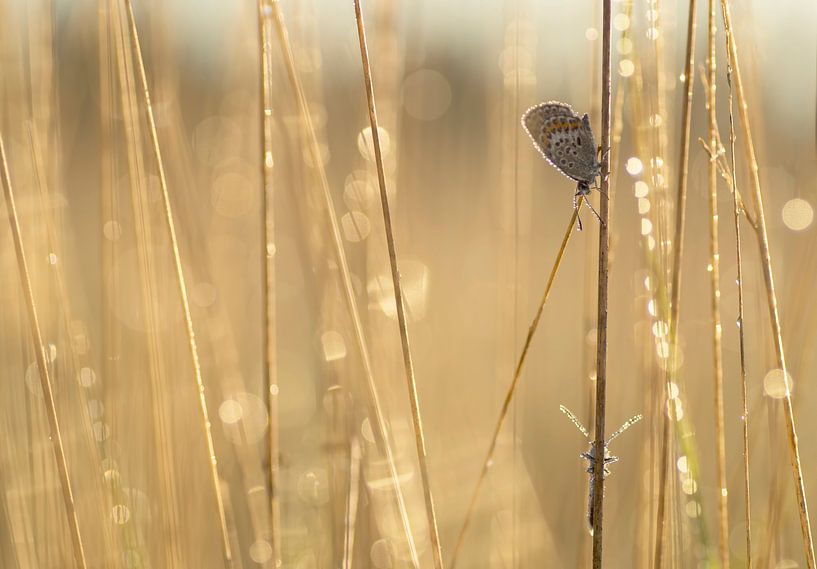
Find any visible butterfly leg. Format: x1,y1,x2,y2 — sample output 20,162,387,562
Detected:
597,145,612,165
596,146,612,185
583,196,606,227
588,171,608,196
573,191,584,231
591,180,609,198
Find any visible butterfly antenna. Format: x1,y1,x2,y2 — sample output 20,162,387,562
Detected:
560,405,590,438
606,414,643,444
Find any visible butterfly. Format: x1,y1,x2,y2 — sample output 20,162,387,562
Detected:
560,404,642,534
521,101,606,230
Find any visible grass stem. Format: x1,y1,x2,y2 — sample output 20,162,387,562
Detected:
267,2,420,564
351,2,445,568
720,6,751,564
0,133,88,569
449,196,585,569
705,2,730,566
590,0,612,565
720,2,816,565
653,1,696,565
257,1,282,566
121,1,233,564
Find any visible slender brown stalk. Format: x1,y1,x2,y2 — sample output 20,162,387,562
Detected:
590,1,612,565
653,413,671,567
448,196,584,569
257,1,282,566
98,0,118,405
343,437,362,569
27,120,125,554
111,4,186,563
720,10,751,565
705,2,729,566
580,20,601,557
695,78,759,232
720,2,816,566
0,133,87,569
653,1,697,567
267,2,420,564
351,2,444,568
120,1,233,565
759,462,784,567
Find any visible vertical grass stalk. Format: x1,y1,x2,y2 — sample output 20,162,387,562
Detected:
257,1,283,566
121,1,233,565
0,134,88,569
449,197,584,569
720,2,816,566
590,0,612,566
267,2,421,564
112,3,187,562
720,8,751,565
343,438,362,569
351,2,444,567
705,2,730,566
653,1,697,566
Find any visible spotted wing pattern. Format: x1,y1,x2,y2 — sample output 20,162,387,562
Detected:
522,101,601,184
521,101,576,142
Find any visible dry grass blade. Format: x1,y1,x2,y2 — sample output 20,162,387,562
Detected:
590,1,612,565
449,196,584,569
705,2,729,566
351,1,445,568
121,0,233,565
111,2,187,563
654,1,697,566
343,438,362,569
0,133,88,569
695,71,759,233
6,3,817,567
111,3,184,563
720,1,816,566
266,1,420,564
720,6,751,565
257,1,282,565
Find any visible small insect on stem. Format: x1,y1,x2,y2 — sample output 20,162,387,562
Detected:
560,405,643,534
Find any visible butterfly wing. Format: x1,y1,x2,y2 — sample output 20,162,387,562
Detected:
522,101,577,142
522,103,600,184
522,102,576,160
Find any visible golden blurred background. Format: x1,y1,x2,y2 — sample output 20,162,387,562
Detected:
1,0,816,567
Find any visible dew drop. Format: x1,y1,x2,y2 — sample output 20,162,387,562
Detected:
626,157,644,175
249,540,273,563
112,504,130,525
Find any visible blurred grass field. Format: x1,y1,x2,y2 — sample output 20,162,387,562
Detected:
1,0,816,567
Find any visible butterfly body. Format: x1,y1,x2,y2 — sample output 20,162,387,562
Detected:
522,101,604,230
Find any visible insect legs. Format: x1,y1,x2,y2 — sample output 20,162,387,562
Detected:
573,182,605,232
573,183,604,231
560,405,642,533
